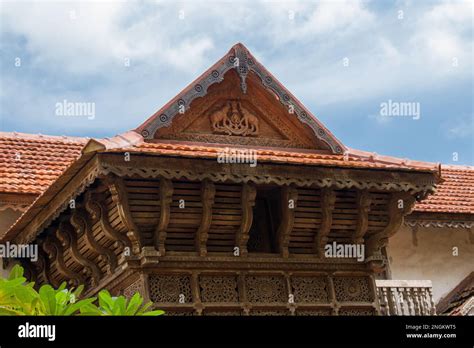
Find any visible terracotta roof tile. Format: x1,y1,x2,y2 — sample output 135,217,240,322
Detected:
1,132,472,217
413,165,474,214
0,132,87,194
107,141,440,172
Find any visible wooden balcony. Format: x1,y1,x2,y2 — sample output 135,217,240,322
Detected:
376,280,436,315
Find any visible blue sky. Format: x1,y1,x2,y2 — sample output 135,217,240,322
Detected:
0,0,472,165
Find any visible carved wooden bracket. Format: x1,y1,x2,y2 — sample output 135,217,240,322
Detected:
353,190,372,244
196,180,215,256
107,176,142,254
366,192,416,259
42,232,85,287
235,183,256,256
85,191,132,251
70,209,117,275
154,178,173,256
277,185,298,258
56,220,102,287
314,188,336,256
36,244,56,288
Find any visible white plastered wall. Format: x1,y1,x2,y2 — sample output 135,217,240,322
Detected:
387,224,474,303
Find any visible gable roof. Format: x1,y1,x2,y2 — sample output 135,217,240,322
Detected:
1,43,472,240
136,43,345,154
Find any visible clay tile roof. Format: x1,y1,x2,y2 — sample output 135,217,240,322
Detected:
413,165,474,214
0,132,87,195
106,141,440,172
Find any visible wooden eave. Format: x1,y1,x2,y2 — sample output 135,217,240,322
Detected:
3,147,439,246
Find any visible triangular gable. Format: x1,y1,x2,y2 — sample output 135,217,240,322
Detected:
136,43,345,154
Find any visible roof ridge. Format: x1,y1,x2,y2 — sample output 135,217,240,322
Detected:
0,131,88,142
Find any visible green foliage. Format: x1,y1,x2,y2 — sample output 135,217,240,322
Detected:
0,265,164,316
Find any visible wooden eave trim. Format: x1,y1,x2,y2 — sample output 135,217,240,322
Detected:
98,152,437,192
4,153,100,244
405,211,474,228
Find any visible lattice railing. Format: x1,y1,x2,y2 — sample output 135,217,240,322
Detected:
376,280,436,316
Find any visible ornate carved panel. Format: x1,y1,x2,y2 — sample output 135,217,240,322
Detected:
149,274,193,304
291,276,329,303
295,309,333,316
210,100,259,136
338,307,376,316
249,309,289,316
123,277,146,299
199,275,239,303
333,276,374,302
245,275,287,303
153,70,324,150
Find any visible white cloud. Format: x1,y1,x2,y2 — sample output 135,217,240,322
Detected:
0,1,215,74
0,0,472,135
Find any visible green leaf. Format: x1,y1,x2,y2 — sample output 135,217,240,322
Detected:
8,265,24,280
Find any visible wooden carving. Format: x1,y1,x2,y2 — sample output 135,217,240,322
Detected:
353,191,371,244
366,192,416,259
277,185,298,258
57,221,102,286
70,209,117,274
107,176,142,255
235,183,256,256
85,192,132,251
210,100,259,136
314,188,336,256
196,180,215,256
154,178,173,256
42,233,85,287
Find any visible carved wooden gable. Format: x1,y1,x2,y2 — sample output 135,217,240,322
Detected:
137,43,345,153
154,70,325,149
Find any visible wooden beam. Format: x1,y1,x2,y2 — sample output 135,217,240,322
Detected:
235,183,256,256
314,188,336,256
42,232,85,287
56,220,102,286
353,190,371,244
107,175,142,254
70,209,117,274
277,185,298,258
196,180,215,256
154,178,173,256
